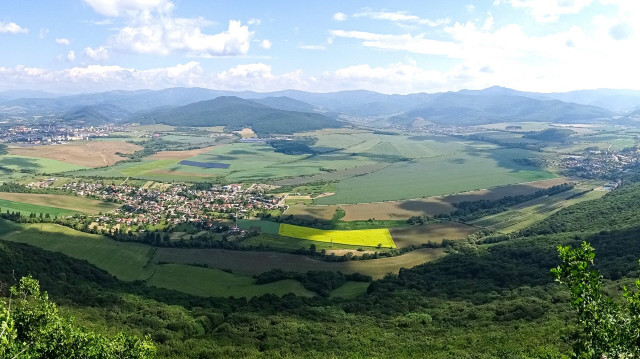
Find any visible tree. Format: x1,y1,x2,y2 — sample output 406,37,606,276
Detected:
552,242,640,358
0,276,156,358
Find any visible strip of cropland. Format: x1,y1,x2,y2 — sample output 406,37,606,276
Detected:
0,193,119,214
279,223,396,248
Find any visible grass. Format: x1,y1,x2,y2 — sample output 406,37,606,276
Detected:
0,198,80,217
0,222,153,281
279,223,396,248
0,193,119,214
146,264,313,298
154,247,446,279
470,188,606,233
315,145,556,204
237,219,281,234
239,233,377,252
0,154,87,173
329,281,369,299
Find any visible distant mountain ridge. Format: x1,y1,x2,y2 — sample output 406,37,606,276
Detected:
2,85,640,128
136,96,342,135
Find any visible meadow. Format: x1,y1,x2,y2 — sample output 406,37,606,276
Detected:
279,223,396,248
470,186,606,233
0,193,119,214
0,198,80,217
0,154,87,173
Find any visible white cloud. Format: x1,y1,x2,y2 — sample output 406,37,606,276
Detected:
84,46,109,61
466,4,475,12
498,0,593,22
247,18,261,25
300,45,327,50
354,9,449,27
66,51,76,62
333,12,348,21
259,39,272,49
330,30,459,57
0,21,28,34
113,19,252,56
56,38,70,46
85,0,254,57
83,0,173,17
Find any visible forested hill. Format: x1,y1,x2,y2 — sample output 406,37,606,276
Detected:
135,96,342,135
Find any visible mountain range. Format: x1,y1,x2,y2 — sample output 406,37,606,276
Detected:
2,86,640,131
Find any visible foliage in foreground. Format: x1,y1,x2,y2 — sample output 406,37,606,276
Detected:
0,276,155,358
552,242,640,358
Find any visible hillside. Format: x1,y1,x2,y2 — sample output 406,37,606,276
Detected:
136,96,342,135
387,93,612,126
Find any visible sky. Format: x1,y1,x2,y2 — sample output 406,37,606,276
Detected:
0,0,638,94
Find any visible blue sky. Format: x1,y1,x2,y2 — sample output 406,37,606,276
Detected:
0,0,637,94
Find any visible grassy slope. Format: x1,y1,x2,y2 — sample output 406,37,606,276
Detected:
0,192,118,214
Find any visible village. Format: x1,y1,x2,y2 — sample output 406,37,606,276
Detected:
562,146,640,180
0,124,124,144
28,179,287,233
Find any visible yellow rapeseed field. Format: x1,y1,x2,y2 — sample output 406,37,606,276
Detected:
279,224,396,248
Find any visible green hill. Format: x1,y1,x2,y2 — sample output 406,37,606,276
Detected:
136,96,342,135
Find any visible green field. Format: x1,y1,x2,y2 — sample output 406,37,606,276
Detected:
0,198,80,217
237,219,281,234
470,188,606,233
0,193,119,214
0,154,87,173
279,223,396,248
147,264,313,298
0,221,153,280
315,145,556,204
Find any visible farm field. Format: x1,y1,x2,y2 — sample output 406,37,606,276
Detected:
147,264,313,298
154,247,446,279
279,223,396,248
470,187,606,233
147,145,217,160
283,205,338,221
340,198,455,220
0,198,80,217
0,221,153,281
0,154,87,173
389,222,478,248
315,146,556,204
0,193,119,214
237,219,281,234
9,141,141,167
239,233,377,252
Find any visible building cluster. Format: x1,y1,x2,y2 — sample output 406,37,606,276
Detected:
36,181,285,229
0,124,123,144
563,147,640,179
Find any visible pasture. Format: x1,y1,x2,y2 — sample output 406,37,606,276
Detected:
329,281,369,299
147,145,217,160
154,247,446,279
147,264,313,298
0,154,86,173
389,222,478,248
237,219,281,234
0,222,153,281
470,187,606,233
279,223,396,248
0,193,119,214
315,146,556,204
9,141,141,167
0,198,80,217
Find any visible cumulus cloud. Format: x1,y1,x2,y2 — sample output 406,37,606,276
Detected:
497,0,593,22
0,21,28,34
112,19,252,56
56,38,70,46
85,0,253,57
333,12,347,21
259,39,272,49
84,46,109,61
66,51,76,62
